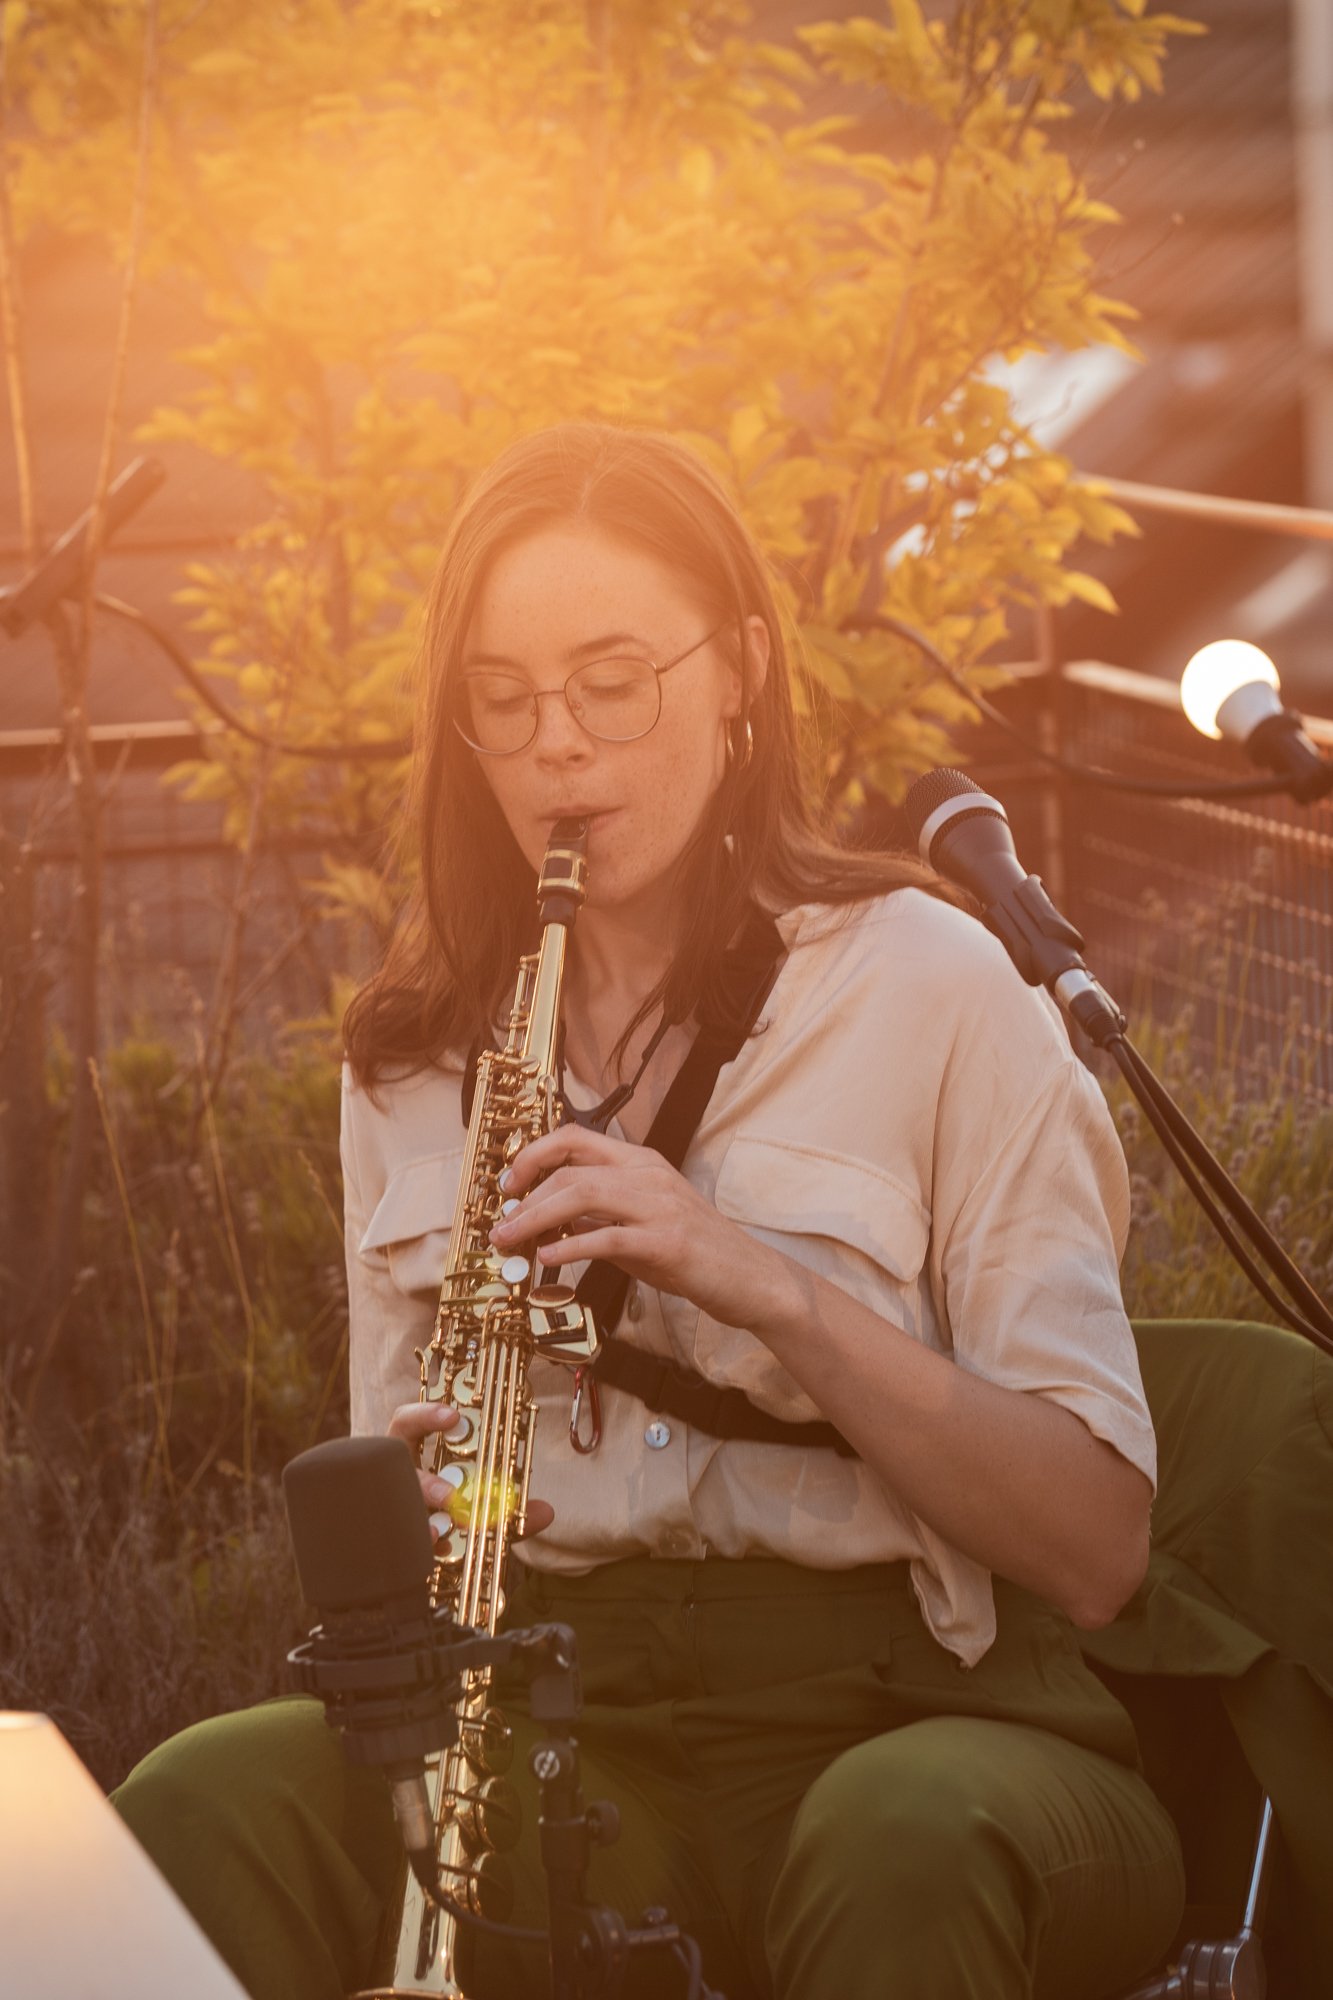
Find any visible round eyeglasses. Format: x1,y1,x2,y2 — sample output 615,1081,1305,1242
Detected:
452,623,726,757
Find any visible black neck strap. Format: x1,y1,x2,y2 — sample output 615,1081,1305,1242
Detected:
574,904,785,1333
462,908,855,1456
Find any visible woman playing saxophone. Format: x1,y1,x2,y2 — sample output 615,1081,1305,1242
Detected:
116,421,1185,2000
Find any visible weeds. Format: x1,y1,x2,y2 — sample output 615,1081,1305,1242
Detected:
1104,913,1333,1322
0,1036,343,1789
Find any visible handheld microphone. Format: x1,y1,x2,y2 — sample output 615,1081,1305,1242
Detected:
904,769,1124,1048
283,1436,455,1880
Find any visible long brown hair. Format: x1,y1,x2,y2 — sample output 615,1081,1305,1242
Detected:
344,422,955,1086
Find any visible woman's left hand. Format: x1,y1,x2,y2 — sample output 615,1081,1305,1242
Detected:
488,1126,791,1331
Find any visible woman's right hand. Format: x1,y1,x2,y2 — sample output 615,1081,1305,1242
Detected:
387,1400,555,1542
388,1399,468,1533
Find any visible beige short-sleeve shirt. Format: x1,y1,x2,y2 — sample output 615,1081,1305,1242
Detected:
343,888,1155,1666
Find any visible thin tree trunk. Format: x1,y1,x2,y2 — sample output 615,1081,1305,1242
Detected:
0,829,51,1386
23,0,161,1420
23,611,103,1418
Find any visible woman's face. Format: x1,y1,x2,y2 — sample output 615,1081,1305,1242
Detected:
458,522,767,919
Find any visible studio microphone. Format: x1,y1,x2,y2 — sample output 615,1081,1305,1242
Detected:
283,1435,452,1885
904,769,1124,1048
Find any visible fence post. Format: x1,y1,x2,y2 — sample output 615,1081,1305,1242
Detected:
0,826,52,1377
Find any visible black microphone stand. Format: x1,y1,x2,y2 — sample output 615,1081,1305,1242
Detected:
904,774,1333,1356
289,1594,720,2000
985,882,1333,1356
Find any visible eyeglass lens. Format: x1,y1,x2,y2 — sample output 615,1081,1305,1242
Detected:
458,658,662,754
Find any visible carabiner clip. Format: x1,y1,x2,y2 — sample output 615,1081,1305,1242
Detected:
569,1364,602,1455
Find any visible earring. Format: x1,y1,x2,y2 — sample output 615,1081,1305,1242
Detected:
726,719,754,772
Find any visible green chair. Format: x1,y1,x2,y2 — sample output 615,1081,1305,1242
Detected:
1088,1319,1333,1999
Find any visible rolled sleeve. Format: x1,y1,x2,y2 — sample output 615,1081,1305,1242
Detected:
931,973,1157,1494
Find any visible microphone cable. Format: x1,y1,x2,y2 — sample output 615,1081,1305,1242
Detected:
851,610,1327,803
1100,1032,1333,1357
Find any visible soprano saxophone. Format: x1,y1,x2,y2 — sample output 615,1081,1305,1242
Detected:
354,816,599,1999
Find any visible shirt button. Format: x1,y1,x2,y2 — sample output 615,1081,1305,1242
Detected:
627,1284,644,1322
659,1529,692,1557
644,1420,671,1450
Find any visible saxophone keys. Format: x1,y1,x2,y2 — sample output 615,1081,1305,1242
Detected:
454,1852,513,1923
453,1775,522,1855
427,1464,469,1559
424,1412,476,1464
529,1286,597,1358
460,1705,514,1776
428,1520,468,1564
528,1281,576,1309
499,1254,531,1287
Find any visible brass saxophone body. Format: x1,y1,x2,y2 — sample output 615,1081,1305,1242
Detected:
354,818,598,1999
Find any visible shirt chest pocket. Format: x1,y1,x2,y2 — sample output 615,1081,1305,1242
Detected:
358,1149,465,1297
688,1134,934,1407
713,1134,930,1286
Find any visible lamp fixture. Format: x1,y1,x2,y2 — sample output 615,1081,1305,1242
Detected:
1180,640,1332,801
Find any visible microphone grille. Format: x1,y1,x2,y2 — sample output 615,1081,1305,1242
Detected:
284,1435,434,1611
903,768,987,844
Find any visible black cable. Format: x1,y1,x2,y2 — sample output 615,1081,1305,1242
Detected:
1108,1040,1323,1346
850,611,1314,802
670,1932,707,2000
1115,1036,1333,1343
412,1861,547,1945
1105,1035,1333,1356
415,1866,725,1998
94,592,412,763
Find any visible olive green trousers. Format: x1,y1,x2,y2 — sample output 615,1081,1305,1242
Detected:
113,1558,1183,2000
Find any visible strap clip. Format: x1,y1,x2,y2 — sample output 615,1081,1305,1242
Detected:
569,1365,602,1456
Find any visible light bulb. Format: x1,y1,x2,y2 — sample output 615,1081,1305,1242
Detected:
1180,640,1280,740
1179,641,1332,801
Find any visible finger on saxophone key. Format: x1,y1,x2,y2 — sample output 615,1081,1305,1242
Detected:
386,1399,463,1446
421,1461,467,1543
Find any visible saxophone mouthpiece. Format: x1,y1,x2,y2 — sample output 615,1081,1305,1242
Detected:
537,818,590,925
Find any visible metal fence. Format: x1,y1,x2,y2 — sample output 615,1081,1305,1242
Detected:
0,725,365,1053
2,667,1332,1103
966,662,1333,1109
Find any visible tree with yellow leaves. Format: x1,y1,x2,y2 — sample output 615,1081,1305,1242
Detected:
3,0,1195,838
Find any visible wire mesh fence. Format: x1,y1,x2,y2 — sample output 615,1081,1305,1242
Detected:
0,731,368,1055
966,663,1333,1109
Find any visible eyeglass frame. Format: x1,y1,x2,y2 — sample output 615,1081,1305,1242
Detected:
451,620,730,757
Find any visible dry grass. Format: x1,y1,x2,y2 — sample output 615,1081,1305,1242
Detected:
1,1036,345,1789
0,1432,302,1791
